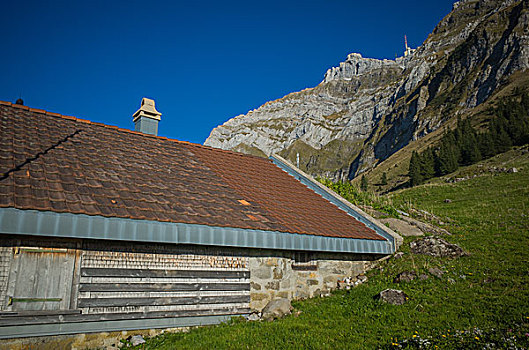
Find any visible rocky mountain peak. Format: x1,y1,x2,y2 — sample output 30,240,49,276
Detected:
322,53,403,83
205,0,529,182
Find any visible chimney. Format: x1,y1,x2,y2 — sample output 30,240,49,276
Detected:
132,98,162,136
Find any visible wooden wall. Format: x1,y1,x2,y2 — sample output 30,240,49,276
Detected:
0,237,251,327
0,238,78,312
0,246,12,310
78,241,250,319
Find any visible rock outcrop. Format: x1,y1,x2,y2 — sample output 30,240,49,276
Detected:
410,237,467,258
375,289,408,305
393,271,417,283
205,0,529,181
261,298,292,321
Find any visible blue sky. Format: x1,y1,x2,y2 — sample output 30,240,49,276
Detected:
1,0,455,144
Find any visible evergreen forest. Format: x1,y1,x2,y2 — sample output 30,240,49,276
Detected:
408,90,529,186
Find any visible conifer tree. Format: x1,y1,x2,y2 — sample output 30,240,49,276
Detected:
460,137,482,165
477,131,496,159
381,172,388,186
408,151,423,187
444,130,460,163
420,147,436,180
360,175,368,192
435,141,458,176
492,118,512,153
521,91,529,111
458,118,481,165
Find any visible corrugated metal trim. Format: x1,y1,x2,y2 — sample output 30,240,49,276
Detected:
0,207,392,255
0,314,234,339
270,155,397,253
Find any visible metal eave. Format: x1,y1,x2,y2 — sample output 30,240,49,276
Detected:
0,314,233,339
0,207,392,255
270,154,398,253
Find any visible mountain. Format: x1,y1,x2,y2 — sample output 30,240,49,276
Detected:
205,0,529,183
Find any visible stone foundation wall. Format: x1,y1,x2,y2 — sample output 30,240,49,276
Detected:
248,252,372,311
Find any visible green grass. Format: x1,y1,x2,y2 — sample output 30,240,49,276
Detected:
317,177,400,217
133,155,529,349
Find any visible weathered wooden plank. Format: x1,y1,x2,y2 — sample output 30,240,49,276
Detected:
81,268,250,279
69,243,82,310
0,307,251,326
0,310,81,317
77,290,249,299
79,276,250,284
8,248,76,312
10,298,62,303
82,302,249,315
78,294,250,308
18,248,68,254
79,282,250,292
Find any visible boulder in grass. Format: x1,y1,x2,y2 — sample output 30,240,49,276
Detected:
261,298,292,321
410,237,467,258
393,271,417,283
129,335,145,346
393,252,405,259
375,289,408,305
246,312,261,321
428,267,445,278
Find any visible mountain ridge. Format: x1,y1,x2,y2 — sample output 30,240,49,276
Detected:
205,0,528,183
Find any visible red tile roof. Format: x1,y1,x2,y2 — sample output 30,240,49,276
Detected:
0,101,383,241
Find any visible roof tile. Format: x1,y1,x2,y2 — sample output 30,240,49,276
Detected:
0,102,384,241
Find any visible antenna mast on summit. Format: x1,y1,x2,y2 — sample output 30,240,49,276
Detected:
404,35,413,57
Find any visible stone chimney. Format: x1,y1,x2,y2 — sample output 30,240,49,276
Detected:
132,98,162,136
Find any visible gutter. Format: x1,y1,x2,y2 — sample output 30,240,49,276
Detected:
0,207,392,255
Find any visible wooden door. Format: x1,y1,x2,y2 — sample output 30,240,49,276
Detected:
6,247,76,311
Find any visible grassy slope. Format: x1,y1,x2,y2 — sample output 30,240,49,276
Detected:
280,138,364,176
134,150,529,349
358,71,529,193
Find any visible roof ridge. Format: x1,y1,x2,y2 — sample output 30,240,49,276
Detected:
0,100,268,161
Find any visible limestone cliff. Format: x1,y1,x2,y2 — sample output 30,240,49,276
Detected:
205,0,529,181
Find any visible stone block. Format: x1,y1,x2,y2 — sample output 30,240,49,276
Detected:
296,279,307,288
279,279,291,289
311,288,322,297
277,291,290,299
323,275,339,284
250,299,269,312
318,261,353,275
250,282,261,290
266,281,280,290
265,258,278,267
273,268,283,280
307,279,319,286
351,262,365,276
252,266,271,280
324,281,335,290
250,292,270,302
294,288,309,300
